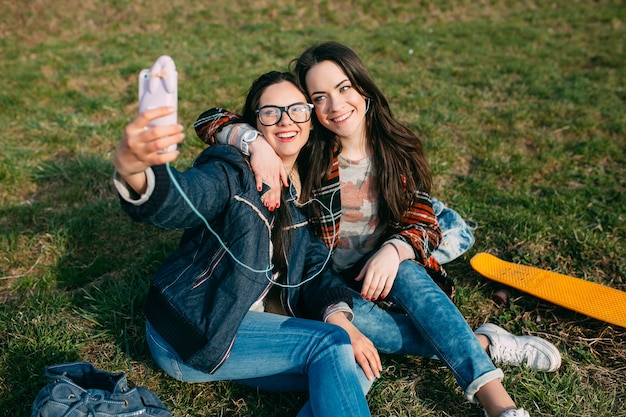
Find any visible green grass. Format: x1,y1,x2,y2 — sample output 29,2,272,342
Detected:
1,0,625,416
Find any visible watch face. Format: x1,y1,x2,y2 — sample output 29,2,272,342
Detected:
242,129,258,143
238,127,258,156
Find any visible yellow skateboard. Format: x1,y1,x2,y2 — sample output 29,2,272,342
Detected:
470,252,626,328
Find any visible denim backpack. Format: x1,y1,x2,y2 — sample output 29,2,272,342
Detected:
31,362,172,417
431,198,476,264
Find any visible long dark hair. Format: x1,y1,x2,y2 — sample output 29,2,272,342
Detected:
240,71,314,277
291,42,432,234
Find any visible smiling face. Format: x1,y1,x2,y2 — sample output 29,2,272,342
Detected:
255,81,312,170
305,60,368,144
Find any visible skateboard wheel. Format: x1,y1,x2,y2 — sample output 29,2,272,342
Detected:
492,289,510,305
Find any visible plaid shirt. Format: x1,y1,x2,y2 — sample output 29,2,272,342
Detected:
311,149,454,298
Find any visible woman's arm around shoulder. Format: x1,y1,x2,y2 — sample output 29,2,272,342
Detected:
194,107,288,208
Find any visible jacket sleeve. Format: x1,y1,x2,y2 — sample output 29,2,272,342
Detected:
297,231,354,321
194,108,260,155
194,108,242,145
299,267,355,322
118,156,234,230
387,190,442,266
387,191,456,299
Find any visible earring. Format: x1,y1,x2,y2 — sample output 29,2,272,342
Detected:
365,98,371,113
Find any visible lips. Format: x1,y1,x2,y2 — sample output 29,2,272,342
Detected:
275,131,298,142
331,110,352,123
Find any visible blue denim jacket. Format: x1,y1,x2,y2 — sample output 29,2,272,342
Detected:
119,146,352,374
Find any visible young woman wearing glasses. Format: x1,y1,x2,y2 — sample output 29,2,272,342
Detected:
113,71,378,417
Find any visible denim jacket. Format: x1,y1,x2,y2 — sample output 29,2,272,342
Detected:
118,146,352,374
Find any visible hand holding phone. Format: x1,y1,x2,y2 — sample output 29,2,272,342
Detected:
139,55,178,153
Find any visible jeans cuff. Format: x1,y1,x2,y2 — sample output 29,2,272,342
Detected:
464,368,505,403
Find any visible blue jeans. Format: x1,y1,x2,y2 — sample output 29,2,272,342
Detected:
146,311,372,417
349,261,503,402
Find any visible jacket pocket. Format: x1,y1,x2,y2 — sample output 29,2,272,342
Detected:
191,245,228,289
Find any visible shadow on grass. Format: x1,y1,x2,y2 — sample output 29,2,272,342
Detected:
0,151,182,415
0,151,323,416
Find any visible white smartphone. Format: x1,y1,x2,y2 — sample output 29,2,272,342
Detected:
138,55,178,153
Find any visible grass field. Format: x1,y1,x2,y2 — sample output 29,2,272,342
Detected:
1,0,625,416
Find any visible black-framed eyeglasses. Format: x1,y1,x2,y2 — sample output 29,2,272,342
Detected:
255,103,314,126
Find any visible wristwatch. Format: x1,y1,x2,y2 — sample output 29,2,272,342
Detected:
240,127,259,156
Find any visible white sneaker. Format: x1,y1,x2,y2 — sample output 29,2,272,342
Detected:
475,323,561,372
489,408,531,417
484,408,531,417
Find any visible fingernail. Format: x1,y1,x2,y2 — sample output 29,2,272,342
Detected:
258,186,262,191
361,293,366,298
275,203,280,208
269,206,274,212
380,295,385,300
